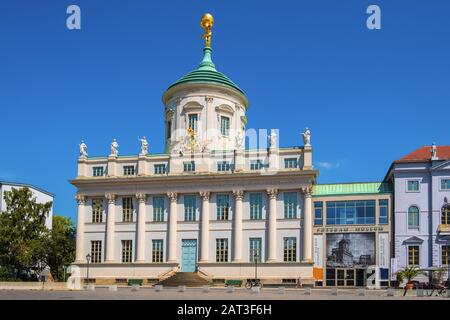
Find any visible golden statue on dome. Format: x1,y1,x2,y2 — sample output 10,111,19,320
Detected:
200,13,214,47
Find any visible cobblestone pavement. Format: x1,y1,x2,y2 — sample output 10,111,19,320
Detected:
0,287,448,300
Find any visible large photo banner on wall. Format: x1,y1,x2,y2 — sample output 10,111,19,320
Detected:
326,233,375,268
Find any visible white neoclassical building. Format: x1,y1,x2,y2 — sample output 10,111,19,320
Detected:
71,14,318,286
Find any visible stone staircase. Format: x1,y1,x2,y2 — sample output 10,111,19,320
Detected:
156,272,212,287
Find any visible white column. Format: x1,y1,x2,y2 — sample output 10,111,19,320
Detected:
136,193,147,262
105,193,116,262
75,194,86,262
267,189,278,262
167,192,178,263
199,192,210,262
302,187,313,262
232,190,244,262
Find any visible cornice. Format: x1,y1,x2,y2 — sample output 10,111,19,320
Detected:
70,170,319,189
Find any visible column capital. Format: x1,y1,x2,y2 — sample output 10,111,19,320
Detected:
199,191,210,201
105,193,116,203
205,96,214,103
136,193,147,203
301,186,313,197
232,190,245,200
266,188,278,199
167,192,178,202
75,194,86,205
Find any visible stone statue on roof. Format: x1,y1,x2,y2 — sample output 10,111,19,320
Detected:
79,140,88,158
110,139,119,157
139,136,148,155
302,128,311,146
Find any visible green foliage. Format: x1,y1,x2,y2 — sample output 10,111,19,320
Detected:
0,266,10,280
396,266,426,283
44,216,75,281
0,187,52,280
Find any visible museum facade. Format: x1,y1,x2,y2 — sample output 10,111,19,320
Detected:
71,14,318,285
311,183,392,288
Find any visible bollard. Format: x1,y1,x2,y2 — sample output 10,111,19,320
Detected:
202,285,210,293
178,285,186,292
251,286,261,294
387,288,395,297
131,284,140,292
86,284,95,291
417,288,424,297
357,288,365,296
108,285,118,292
304,287,311,295
154,285,163,292
277,287,285,294
331,288,337,296
227,285,235,293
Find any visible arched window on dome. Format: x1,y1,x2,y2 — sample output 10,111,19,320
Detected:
442,204,450,225
408,206,420,229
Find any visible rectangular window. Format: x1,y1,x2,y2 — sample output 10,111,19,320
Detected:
152,240,164,263
216,194,230,220
188,114,198,133
379,199,388,225
441,179,450,190
249,238,262,262
123,165,135,176
122,197,133,222
167,120,172,139
184,195,197,221
283,237,297,262
250,160,263,170
183,161,196,172
121,240,132,263
408,246,419,266
92,167,104,177
407,180,420,192
217,161,231,172
216,239,228,262
92,199,103,223
90,240,102,263
153,196,164,222
314,202,323,226
284,192,297,219
284,158,298,169
154,164,167,174
326,200,376,225
442,245,450,266
220,116,230,136
249,193,263,220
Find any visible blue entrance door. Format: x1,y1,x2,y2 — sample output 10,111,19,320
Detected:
181,239,197,272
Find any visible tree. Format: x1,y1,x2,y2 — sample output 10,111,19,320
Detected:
0,187,52,280
45,216,75,281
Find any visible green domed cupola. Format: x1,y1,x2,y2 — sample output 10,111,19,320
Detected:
166,46,245,96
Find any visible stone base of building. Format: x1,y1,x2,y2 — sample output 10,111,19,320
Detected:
71,262,315,286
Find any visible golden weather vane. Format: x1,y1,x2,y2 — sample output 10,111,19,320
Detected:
200,13,214,47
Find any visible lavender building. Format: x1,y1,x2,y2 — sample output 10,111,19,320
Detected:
385,145,450,281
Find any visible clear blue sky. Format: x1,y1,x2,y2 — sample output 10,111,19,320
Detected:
1,1,449,221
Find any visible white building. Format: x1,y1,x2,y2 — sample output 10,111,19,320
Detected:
71,15,318,286
0,180,54,229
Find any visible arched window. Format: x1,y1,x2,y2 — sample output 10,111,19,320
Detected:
408,206,420,229
442,204,450,225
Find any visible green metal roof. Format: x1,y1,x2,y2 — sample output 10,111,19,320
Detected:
166,47,245,96
313,182,392,197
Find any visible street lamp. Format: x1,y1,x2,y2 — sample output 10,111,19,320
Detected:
447,252,449,288
254,252,258,286
86,253,91,285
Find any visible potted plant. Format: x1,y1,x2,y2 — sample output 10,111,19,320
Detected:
396,266,424,290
